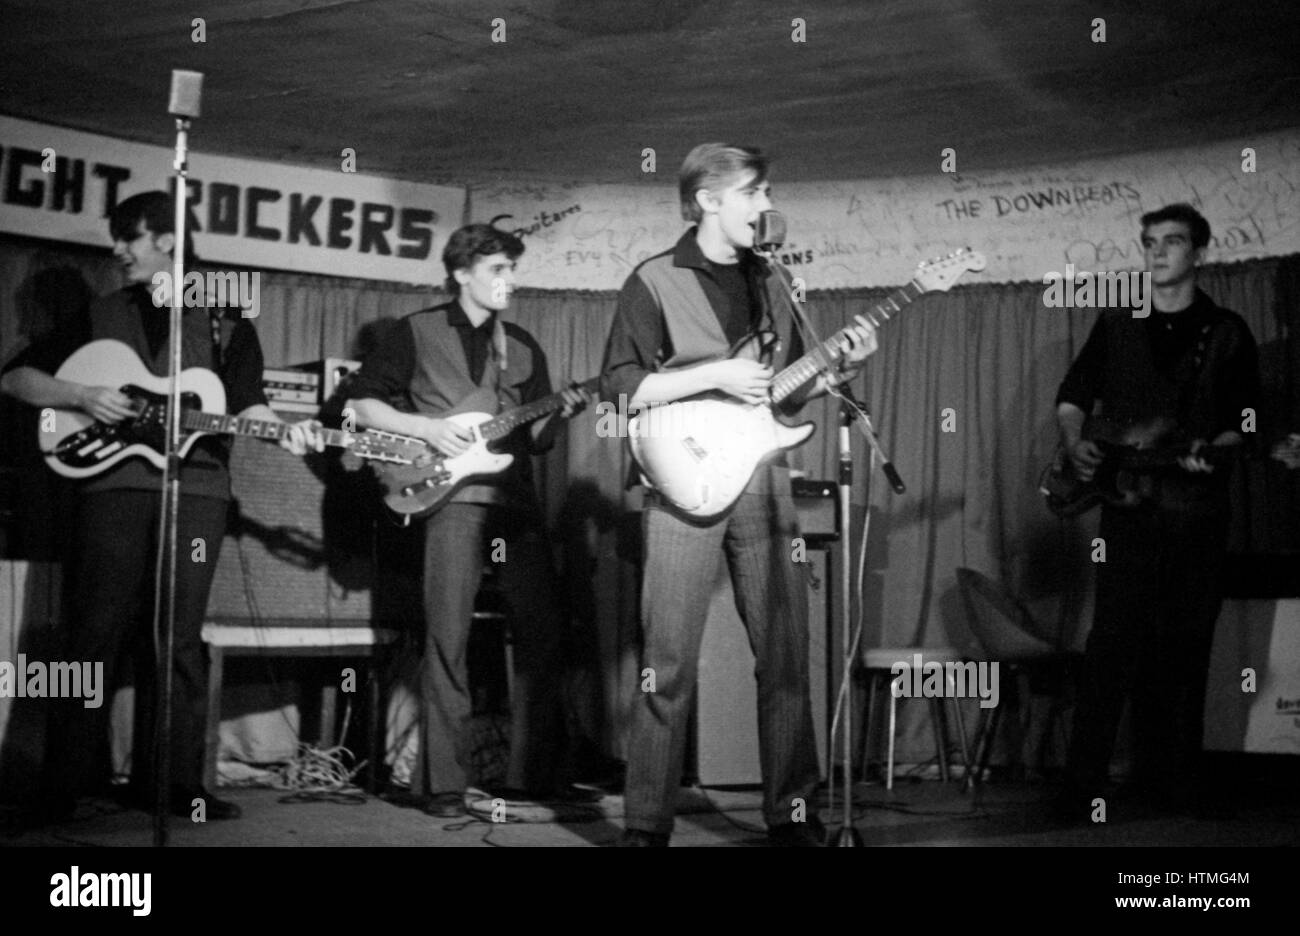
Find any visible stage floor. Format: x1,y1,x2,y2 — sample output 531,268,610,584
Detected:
4,768,1298,847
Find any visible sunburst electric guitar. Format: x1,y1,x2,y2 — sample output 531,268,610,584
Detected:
366,377,600,524
628,248,986,520
40,339,407,477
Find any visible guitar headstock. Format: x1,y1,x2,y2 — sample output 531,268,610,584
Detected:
913,247,987,293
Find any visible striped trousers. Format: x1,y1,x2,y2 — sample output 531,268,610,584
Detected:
623,484,820,835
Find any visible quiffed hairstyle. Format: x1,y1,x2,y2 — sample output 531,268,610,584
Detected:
678,143,769,223
1140,203,1211,250
442,222,525,295
109,190,199,261
109,191,176,241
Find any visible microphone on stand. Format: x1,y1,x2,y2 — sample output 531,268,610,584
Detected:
168,70,204,119
154,67,204,849
753,209,787,256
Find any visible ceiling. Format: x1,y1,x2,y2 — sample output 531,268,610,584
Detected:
2,0,1299,188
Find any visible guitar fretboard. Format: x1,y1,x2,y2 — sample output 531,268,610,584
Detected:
769,280,923,403
477,379,597,442
181,410,352,447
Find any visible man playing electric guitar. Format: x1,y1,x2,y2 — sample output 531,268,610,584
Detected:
602,143,877,847
1054,203,1259,821
1,191,322,823
344,221,590,818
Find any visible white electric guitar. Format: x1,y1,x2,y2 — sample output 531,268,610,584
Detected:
40,339,406,477
366,377,600,523
628,249,986,520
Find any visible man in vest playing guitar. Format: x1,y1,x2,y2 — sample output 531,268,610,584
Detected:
1054,203,1260,821
1,191,322,823
344,222,590,818
602,144,878,846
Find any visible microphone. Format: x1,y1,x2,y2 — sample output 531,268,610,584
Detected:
168,70,204,119
754,209,786,255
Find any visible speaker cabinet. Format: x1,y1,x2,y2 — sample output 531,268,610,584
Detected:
695,547,834,785
205,437,398,623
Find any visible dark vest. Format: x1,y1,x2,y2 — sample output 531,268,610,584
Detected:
632,250,800,497
636,251,798,372
82,288,233,500
405,304,539,506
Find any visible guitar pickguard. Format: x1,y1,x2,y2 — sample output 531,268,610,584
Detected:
51,387,206,472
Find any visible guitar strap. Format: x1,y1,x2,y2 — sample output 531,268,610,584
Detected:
209,308,225,371
1172,319,1217,430
761,257,827,365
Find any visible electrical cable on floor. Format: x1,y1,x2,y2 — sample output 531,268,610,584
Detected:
271,701,367,804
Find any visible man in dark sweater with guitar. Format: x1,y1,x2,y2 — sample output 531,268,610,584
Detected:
602,144,877,846
1055,203,1259,820
345,222,589,818
1,191,320,822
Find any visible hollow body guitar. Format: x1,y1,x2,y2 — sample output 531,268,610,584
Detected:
39,339,402,477
368,377,600,524
628,249,986,520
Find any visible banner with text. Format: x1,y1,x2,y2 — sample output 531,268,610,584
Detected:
0,116,465,285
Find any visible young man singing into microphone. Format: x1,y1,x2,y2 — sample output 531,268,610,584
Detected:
601,143,878,846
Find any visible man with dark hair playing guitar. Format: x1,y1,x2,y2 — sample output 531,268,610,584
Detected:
1,191,322,823
344,221,590,818
1054,203,1260,821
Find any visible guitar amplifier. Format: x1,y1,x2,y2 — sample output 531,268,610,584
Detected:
205,438,379,622
695,547,835,785
792,478,838,544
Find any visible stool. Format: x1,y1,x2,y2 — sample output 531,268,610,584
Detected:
856,647,972,790
202,620,398,793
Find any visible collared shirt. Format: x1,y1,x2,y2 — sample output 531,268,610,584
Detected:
446,302,498,386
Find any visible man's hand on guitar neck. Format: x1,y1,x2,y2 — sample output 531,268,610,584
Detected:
838,315,878,369
239,404,325,457
1178,438,1214,474
557,384,593,419
1178,430,1243,474
1273,434,1300,469
532,384,595,452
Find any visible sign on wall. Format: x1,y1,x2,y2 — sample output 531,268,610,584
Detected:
476,131,1300,290
0,116,465,286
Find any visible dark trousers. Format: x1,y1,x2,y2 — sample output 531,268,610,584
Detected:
44,489,227,798
414,502,564,796
1065,500,1228,798
624,491,821,835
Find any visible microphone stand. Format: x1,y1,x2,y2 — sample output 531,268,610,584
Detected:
753,229,906,846
151,114,192,847
833,402,861,846
828,382,905,846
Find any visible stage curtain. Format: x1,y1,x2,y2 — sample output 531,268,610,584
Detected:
2,233,1296,769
